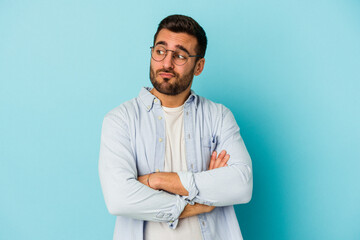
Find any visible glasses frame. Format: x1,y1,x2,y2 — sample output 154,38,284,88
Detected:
150,46,203,66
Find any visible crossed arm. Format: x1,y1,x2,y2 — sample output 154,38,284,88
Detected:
99,108,253,225
137,150,230,218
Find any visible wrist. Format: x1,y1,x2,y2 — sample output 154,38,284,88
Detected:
207,205,215,213
150,172,161,190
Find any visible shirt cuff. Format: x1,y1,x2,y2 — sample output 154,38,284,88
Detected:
166,194,188,229
176,171,199,205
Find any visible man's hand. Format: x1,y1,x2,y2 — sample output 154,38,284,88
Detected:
208,150,230,170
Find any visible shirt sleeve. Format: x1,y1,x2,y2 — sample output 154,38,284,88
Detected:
177,106,253,207
99,110,187,229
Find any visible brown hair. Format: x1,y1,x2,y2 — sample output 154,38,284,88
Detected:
153,14,207,59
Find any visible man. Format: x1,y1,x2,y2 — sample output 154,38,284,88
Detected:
99,14,253,240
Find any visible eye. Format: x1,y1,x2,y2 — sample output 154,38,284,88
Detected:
174,53,186,60
156,49,165,55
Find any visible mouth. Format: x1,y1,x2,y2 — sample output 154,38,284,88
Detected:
158,72,175,79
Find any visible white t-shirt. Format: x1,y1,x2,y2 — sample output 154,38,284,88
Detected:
144,104,203,240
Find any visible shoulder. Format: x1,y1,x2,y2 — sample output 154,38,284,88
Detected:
196,95,232,117
104,97,140,122
104,87,155,120
194,95,239,138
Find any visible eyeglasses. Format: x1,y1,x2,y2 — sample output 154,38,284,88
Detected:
150,45,202,66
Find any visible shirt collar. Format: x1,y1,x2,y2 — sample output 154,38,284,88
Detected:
138,87,198,112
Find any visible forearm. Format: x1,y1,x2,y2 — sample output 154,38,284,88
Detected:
138,173,214,220
142,162,252,207
148,172,189,196
138,151,233,200
179,203,215,219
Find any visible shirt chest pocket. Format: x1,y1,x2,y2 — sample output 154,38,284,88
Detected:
202,135,218,151
201,135,218,169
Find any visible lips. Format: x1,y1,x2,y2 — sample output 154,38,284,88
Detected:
159,72,174,78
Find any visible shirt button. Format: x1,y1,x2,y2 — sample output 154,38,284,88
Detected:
154,99,158,103
159,138,163,142
147,105,151,109
186,112,189,116
202,221,205,226
191,164,194,169
188,134,191,139
158,116,162,120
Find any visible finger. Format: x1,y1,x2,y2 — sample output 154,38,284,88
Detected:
209,151,217,170
214,150,226,169
219,154,230,167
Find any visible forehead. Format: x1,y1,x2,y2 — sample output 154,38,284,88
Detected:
155,29,198,53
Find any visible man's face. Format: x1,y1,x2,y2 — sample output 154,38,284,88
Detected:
150,29,200,96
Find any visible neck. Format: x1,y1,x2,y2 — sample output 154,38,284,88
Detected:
150,86,191,108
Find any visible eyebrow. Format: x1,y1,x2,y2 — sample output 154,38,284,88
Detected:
155,41,191,55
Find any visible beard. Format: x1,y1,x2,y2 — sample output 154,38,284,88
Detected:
149,65,195,96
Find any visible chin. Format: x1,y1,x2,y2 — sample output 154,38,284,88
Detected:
156,84,177,96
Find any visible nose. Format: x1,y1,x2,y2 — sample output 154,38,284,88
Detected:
162,51,174,69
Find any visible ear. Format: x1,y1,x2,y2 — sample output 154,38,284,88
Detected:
194,58,205,76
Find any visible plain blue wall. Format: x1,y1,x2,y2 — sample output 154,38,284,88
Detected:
1,0,359,239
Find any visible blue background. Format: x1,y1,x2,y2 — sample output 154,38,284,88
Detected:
1,0,359,239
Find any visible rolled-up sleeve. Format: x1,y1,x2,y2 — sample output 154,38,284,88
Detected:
176,171,199,204
99,111,187,228
177,106,253,207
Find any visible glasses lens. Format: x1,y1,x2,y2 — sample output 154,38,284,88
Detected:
150,46,189,65
172,50,188,66
152,46,166,61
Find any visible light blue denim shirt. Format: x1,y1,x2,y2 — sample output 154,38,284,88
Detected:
99,87,253,240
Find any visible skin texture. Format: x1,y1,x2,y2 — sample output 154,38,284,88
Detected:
137,29,229,219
